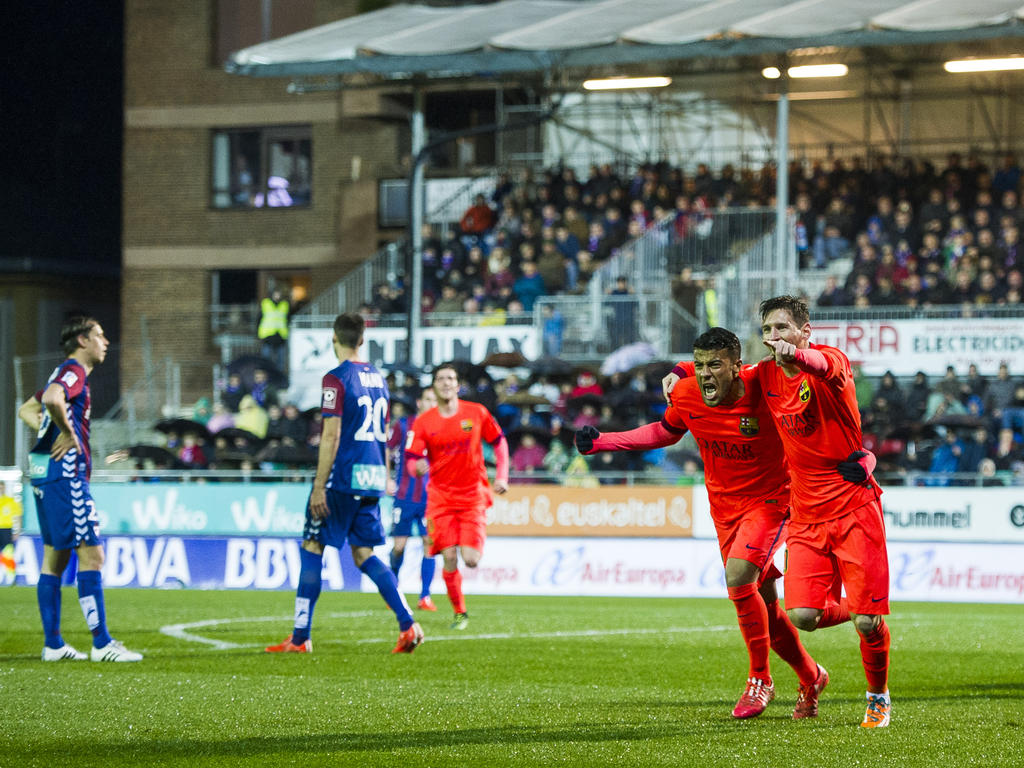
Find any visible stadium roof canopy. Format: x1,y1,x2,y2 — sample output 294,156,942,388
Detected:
226,0,1024,83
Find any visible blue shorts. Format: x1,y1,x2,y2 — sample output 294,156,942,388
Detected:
391,500,428,538
32,478,101,550
303,489,385,550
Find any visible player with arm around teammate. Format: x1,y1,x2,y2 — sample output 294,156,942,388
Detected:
758,295,891,728
266,312,423,655
404,363,510,630
575,327,827,719
17,316,142,662
388,386,440,611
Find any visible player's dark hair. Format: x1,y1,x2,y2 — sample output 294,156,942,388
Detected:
693,327,741,360
432,361,459,383
759,295,810,327
333,312,364,348
60,316,98,356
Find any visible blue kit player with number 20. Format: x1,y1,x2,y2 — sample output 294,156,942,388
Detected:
266,312,423,655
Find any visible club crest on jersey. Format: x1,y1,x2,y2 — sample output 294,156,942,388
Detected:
799,380,811,403
460,419,473,432
739,416,759,436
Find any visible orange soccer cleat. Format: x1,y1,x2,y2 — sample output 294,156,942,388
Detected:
732,677,775,719
417,595,438,611
793,664,829,719
265,636,312,654
392,622,424,654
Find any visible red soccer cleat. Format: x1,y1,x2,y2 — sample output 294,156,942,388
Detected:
391,622,424,654
265,636,312,654
794,664,829,719
417,595,438,611
732,677,775,719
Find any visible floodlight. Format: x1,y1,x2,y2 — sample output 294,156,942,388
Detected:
944,57,1024,73
582,76,672,90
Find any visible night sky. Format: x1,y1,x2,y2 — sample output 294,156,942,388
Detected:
3,2,123,273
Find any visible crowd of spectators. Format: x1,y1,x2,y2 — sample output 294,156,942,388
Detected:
854,361,1024,485
358,160,780,331
808,151,1024,309
357,150,1024,343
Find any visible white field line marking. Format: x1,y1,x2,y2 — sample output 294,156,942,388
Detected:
160,614,734,651
159,611,376,650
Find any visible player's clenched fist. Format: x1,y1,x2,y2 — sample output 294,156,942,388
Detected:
574,425,600,455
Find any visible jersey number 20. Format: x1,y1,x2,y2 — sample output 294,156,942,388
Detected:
354,395,388,442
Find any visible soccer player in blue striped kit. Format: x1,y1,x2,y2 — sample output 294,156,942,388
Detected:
266,312,423,655
18,316,142,662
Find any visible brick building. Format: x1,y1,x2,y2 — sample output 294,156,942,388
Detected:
123,0,408,401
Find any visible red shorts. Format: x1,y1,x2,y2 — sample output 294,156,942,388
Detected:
711,496,788,585
784,498,889,615
426,508,486,557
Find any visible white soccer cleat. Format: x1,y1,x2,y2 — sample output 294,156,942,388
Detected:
90,639,143,662
42,643,87,661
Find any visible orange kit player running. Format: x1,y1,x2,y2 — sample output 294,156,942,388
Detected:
758,295,891,728
576,327,827,720
405,362,509,630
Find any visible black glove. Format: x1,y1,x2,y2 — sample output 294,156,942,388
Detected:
574,425,600,455
837,450,869,483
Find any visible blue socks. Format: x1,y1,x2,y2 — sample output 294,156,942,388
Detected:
360,555,414,630
291,548,323,644
77,570,113,648
37,574,64,649
420,555,436,599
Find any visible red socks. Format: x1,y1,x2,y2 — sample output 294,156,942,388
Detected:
817,597,850,628
727,582,770,681
442,569,466,615
860,619,890,693
765,599,819,686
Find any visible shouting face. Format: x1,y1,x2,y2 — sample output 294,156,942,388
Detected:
693,347,741,407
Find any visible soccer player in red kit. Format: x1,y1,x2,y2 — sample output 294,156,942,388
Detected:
576,328,826,720
405,363,509,629
759,295,891,728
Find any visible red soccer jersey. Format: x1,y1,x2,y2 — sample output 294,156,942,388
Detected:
405,399,503,512
665,367,790,525
756,343,881,522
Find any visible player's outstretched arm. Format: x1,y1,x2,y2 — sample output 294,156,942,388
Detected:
575,421,684,455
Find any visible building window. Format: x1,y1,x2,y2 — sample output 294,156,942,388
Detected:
211,126,312,209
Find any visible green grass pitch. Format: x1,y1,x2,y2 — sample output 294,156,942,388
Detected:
1,588,1022,767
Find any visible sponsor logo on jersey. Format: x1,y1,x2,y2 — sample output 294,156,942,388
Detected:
322,387,338,409
738,416,759,436
798,379,811,403
60,370,79,388
352,463,387,491
460,419,473,432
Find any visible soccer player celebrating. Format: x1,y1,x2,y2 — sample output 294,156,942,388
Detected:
405,363,509,630
757,295,891,728
387,386,440,611
576,328,826,720
266,313,423,655
17,316,142,662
